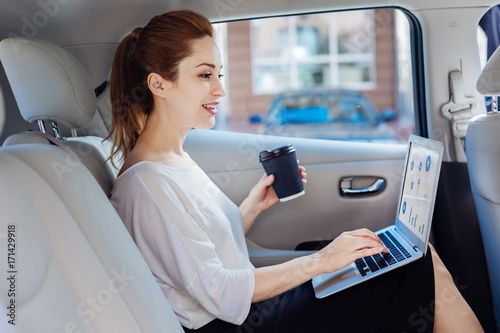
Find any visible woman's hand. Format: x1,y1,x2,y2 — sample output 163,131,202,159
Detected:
254,166,306,212
240,166,306,233
313,228,389,274
252,228,387,302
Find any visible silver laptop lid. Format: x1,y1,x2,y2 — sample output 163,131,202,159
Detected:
395,135,443,256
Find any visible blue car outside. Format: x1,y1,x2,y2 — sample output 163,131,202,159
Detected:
254,88,400,143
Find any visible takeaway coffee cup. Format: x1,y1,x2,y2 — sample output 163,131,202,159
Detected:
259,144,305,202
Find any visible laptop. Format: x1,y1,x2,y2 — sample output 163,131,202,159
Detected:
312,134,443,298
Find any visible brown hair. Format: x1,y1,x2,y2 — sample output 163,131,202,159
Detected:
106,10,214,167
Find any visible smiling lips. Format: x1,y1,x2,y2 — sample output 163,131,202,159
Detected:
202,103,218,115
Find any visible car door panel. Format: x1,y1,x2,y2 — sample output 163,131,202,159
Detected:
246,160,404,249
185,129,407,265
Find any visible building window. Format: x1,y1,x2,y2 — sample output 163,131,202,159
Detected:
251,11,376,95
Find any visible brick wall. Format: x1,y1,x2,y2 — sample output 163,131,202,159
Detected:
364,9,396,112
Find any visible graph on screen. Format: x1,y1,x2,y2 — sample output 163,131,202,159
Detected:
398,143,440,242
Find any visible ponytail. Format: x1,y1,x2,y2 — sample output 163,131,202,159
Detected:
106,27,152,168
106,10,214,168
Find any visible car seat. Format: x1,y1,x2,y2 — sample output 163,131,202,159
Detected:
0,83,183,332
466,45,500,331
0,38,118,196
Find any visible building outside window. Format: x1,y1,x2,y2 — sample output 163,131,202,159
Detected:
214,9,414,143
251,11,376,95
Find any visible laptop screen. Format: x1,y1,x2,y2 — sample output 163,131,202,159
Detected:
395,135,443,251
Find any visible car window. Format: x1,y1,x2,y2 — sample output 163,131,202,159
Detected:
213,8,417,143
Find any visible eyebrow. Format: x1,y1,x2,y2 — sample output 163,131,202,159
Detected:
195,63,223,69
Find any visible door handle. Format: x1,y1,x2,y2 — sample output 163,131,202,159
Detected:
340,177,386,197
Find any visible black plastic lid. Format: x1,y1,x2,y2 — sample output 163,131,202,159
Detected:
259,144,295,162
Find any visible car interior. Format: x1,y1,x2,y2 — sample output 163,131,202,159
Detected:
0,0,499,332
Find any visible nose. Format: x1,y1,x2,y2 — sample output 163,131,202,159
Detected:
212,77,226,98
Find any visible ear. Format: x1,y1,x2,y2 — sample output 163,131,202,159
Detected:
147,73,172,98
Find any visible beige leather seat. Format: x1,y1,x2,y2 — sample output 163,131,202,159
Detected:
466,45,500,331
0,86,183,332
0,38,118,196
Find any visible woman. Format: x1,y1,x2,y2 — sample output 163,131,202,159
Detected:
107,9,483,332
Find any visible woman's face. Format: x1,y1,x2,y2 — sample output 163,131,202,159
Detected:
164,36,226,130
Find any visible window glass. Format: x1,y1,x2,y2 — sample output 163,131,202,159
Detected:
213,8,415,144
337,11,376,55
250,11,375,94
297,63,330,88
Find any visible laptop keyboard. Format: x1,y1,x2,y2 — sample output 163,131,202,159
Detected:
354,231,412,276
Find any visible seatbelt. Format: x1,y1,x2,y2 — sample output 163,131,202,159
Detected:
440,70,477,162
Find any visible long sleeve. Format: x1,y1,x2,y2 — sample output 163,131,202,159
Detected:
110,162,255,329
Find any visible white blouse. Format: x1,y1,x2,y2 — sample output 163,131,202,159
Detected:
110,161,255,329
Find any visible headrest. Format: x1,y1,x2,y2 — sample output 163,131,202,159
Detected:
0,38,96,129
477,46,500,96
0,86,4,137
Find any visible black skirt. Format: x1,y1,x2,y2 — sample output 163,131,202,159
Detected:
184,249,435,333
